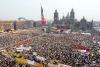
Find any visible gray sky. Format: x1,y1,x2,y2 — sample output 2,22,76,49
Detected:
0,0,100,21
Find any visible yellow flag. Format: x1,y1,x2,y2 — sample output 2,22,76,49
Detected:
35,63,44,67
15,58,28,64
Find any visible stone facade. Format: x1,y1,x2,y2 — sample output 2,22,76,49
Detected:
0,20,34,32
0,21,13,32
52,9,93,31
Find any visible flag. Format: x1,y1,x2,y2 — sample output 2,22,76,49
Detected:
35,63,44,67
41,6,45,26
15,58,28,64
41,6,43,16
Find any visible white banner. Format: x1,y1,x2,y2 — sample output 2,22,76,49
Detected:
48,63,57,67
28,60,35,65
58,64,72,67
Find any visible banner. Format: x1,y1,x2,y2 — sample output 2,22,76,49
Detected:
36,56,46,61
58,64,72,67
35,63,44,67
27,60,35,65
15,39,32,45
15,58,28,64
48,63,57,67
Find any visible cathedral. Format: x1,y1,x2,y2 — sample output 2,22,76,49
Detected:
52,9,93,31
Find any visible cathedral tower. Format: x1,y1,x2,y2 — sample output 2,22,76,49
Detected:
70,8,75,23
53,10,59,24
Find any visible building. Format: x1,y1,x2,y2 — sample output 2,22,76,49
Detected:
52,9,93,32
52,10,59,27
79,17,93,31
70,8,75,23
0,20,13,32
0,20,34,32
15,20,33,30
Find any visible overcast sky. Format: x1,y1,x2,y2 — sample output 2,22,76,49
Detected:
0,0,100,21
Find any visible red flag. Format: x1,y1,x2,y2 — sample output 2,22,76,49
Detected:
42,16,45,26
41,6,45,26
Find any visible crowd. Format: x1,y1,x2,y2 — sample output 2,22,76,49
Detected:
0,29,41,48
0,29,100,67
31,34,100,66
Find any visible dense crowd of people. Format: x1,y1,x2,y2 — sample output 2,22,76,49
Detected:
31,34,100,66
0,29,41,48
0,29,100,67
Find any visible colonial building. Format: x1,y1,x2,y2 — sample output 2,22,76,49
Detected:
52,9,93,31
70,8,75,23
52,9,75,29
52,10,59,27
0,20,34,32
15,20,33,30
0,21,13,32
79,17,93,31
